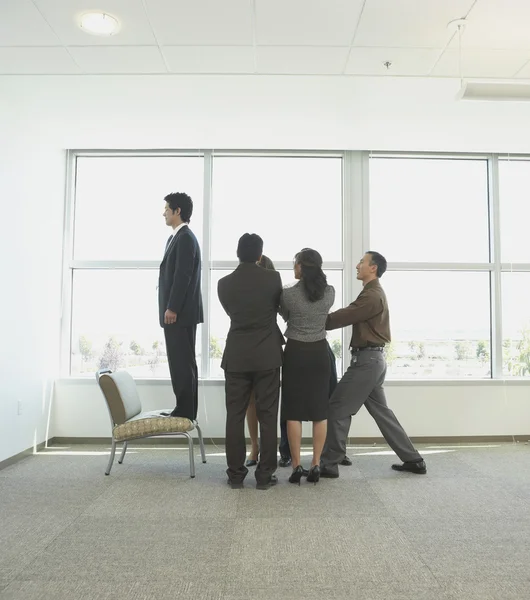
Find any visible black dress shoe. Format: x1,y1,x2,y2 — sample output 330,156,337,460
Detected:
320,467,339,478
256,475,278,490
391,460,427,475
340,455,352,466
278,457,292,468
161,409,193,419
245,458,258,467
306,465,320,484
227,480,244,489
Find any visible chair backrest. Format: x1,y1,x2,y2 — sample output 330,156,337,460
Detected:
96,369,142,425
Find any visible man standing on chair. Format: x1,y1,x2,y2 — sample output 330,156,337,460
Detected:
218,234,284,490
159,192,203,420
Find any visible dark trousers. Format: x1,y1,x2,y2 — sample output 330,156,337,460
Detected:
279,341,338,459
164,325,198,420
225,369,280,485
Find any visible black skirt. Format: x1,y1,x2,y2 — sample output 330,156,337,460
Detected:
281,338,330,422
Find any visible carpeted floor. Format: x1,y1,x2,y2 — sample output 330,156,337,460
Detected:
0,442,529,600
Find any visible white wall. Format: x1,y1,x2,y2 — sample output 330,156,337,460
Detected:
52,380,530,440
3,75,530,152
0,86,65,462
2,73,530,461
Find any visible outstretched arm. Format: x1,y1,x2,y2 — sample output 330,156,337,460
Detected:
326,290,383,330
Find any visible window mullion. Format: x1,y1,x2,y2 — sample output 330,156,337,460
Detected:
202,151,213,380
489,155,503,378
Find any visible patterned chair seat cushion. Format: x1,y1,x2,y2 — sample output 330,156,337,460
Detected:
113,411,194,442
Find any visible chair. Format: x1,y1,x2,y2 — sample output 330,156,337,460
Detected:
96,369,206,478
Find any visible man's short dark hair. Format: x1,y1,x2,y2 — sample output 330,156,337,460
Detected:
237,233,263,263
367,251,387,278
164,192,193,223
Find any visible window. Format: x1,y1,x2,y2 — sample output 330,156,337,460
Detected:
74,156,204,260
499,160,530,263
370,157,490,263
208,154,344,379
211,156,342,262
382,272,491,378
210,269,343,379
72,270,171,377
68,152,345,379
68,151,517,382
498,159,530,377
368,155,493,379
69,154,204,376
502,273,530,377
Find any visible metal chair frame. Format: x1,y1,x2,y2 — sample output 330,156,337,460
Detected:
96,369,206,478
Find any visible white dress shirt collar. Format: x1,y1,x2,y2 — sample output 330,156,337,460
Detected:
171,222,187,238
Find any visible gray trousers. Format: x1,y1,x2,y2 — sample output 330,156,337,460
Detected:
321,351,422,474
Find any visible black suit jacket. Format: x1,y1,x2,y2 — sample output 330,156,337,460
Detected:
158,225,204,328
217,263,284,372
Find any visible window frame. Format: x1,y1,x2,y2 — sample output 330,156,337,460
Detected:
61,149,349,379
62,150,530,381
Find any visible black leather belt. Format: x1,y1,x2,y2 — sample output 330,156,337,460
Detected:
351,346,385,353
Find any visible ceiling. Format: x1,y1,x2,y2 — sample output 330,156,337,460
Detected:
1,0,530,78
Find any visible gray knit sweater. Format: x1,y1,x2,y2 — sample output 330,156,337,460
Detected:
279,282,335,342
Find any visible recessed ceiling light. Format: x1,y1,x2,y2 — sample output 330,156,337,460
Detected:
79,12,120,36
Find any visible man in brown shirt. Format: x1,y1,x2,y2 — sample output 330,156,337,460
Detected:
319,251,426,477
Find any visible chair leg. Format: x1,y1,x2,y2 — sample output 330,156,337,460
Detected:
118,441,128,464
186,433,196,478
195,422,207,464
106,439,117,476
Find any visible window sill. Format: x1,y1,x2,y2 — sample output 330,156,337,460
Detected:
57,377,530,386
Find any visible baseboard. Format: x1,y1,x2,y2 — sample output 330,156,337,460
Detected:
0,441,48,471
408,435,530,444
48,435,530,447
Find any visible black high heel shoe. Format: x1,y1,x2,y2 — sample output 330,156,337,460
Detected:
306,465,320,484
288,465,304,485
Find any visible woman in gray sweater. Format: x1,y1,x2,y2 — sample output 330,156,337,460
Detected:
279,248,335,484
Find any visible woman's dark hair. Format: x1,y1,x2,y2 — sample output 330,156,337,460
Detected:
295,248,327,302
258,254,275,270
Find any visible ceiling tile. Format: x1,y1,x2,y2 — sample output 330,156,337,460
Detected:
163,46,255,73
0,0,58,46
256,46,349,74
461,0,530,50
256,0,364,46
68,46,166,73
354,0,476,48
431,48,529,78
145,0,253,45
0,47,80,74
345,47,439,76
33,0,156,45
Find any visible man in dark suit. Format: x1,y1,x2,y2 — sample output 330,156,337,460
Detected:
218,234,284,490
158,192,203,420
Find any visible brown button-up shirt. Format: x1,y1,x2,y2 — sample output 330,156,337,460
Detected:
326,279,391,348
